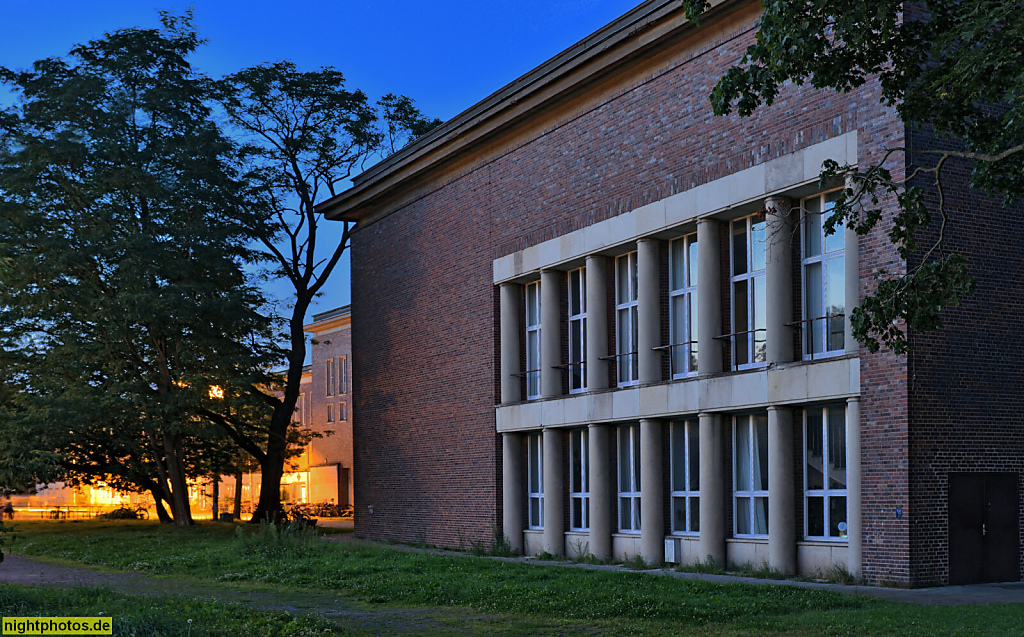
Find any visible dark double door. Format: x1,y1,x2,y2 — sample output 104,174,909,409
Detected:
948,472,1020,585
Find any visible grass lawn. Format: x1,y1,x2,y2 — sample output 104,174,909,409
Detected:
3,519,1023,635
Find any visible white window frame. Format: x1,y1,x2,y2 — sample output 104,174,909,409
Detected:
802,190,846,359
730,216,767,370
733,414,769,537
615,252,639,386
669,234,698,378
326,358,335,396
804,404,849,540
617,423,641,533
569,428,590,531
339,356,348,394
670,419,700,535
525,281,542,400
567,267,588,394
527,432,544,529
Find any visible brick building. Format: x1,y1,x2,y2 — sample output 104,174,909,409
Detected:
319,0,1024,586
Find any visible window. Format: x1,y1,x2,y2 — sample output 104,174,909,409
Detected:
527,432,544,529
618,424,641,532
570,429,590,530
293,393,305,426
669,235,698,377
568,267,587,393
734,414,769,536
731,216,767,369
805,405,848,539
670,419,700,534
525,281,542,399
615,252,639,386
326,403,335,423
802,191,846,358
339,356,348,394
339,402,348,421
326,358,335,396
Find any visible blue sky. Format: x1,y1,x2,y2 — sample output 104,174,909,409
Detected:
2,0,640,321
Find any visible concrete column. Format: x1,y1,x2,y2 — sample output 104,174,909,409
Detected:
588,423,612,560
640,418,664,564
502,433,524,554
696,219,723,374
767,406,796,575
637,238,661,384
844,176,860,355
586,256,609,391
764,196,793,365
499,283,522,404
542,428,564,556
540,269,562,399
847,397,862,580
698,412,726,566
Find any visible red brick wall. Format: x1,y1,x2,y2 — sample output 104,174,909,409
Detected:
349,14,909,565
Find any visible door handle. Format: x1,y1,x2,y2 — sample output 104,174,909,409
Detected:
982,523,987,536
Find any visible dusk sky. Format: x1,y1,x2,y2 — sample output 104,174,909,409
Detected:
1,0,640,324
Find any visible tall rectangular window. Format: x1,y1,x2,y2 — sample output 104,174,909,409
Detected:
670,419,700,534
525,281,542,399
803,191,846,358
339,402,348,421
805,404,848,539
568,267,587,393
527,432,544,529
339,356,348,394
326,358,335,396
618,424,641,532
669,235,699,377
734,414,769,536
294,392,305,426
326,403,335,423
731,216,767,369
615,252,639,386
570,428,590,531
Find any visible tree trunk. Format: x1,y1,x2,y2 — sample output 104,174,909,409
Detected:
150,487,173,523
162,432,194,526
211,475,219,521
233,470,243,519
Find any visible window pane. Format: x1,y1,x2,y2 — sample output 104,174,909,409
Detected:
754,415,769,491
807,496,825,536
688,422,700,491
672,496,687,532
620,497,631,530
689,497,700,532
617,308,630,381
617,256,629,303
736,422,750,490
826,257,845,351
583,498,590,529
805,212,822,257
805,262,823,354
733,279,749,365
634,498,642,530
632,430,642,491
689,293,698,372
671,424,687,492
630,255,638,302
828,408,847,489
806,409,824,490
630,306,639,380
688,238,698,287
671,295,687,373
531,498,541,527
753,497,769,535
753,275,767,363
570,270,581,315
830,496,848,538
619,427,630,491
824,198,844,253
733,223,747,275
572,499,583,529
571,432,583,491
751,220,766,271
671,239,686,290
736,497,751,534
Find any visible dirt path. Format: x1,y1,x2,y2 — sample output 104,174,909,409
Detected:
0,553,504,635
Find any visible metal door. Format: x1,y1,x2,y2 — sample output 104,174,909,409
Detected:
948,472,1019,585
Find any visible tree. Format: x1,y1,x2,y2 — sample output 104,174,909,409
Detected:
0,13,279,525
681,0,1023,353
213,63,441,522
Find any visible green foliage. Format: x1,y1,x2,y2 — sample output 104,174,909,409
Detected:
681,0,1024,353
0,12,279,515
